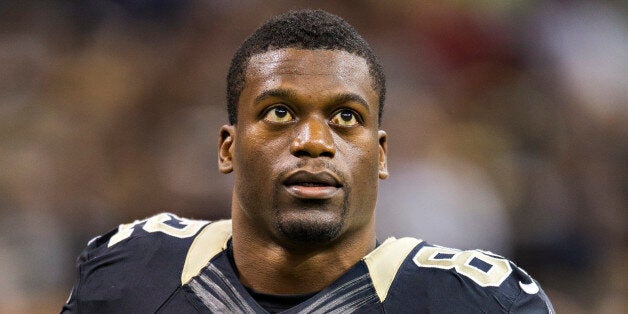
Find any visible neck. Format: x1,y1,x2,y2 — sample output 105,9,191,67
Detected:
230,208,376,295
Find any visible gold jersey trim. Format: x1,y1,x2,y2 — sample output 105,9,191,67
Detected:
181,219,233,285
363,237,422,302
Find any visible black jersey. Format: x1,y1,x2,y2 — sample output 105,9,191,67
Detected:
62,213,554,313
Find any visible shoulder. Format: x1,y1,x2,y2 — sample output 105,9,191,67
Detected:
365,238,554,313
63,213,232,312
79,213,212,268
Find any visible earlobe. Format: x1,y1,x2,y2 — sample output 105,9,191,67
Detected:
218,125,235,174
378,130,388,179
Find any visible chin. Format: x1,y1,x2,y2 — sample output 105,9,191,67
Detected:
275,210,344,246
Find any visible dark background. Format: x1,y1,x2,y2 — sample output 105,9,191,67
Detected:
1,1,626,312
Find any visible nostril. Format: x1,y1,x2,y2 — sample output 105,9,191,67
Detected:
291,145,335,159
319,151,334,158
293,150,311,158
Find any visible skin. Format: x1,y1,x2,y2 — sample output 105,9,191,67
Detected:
218,48,388,294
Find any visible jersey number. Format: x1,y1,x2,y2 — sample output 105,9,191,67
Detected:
107,213,208,247
413,246,512,287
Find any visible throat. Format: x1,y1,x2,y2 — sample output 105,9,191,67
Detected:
244,285,319,313
229,211,378,295
228,238,354,295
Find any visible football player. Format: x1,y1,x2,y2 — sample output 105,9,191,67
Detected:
62,9,554,313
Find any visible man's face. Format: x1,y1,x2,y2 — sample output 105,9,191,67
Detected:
220,48,387,248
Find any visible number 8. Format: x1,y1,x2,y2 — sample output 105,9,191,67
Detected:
412,246,512,287
107,213,208,247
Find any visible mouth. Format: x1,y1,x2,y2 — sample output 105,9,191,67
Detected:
282,170,343,200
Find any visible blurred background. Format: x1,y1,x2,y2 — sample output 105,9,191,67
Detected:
0,0,626,312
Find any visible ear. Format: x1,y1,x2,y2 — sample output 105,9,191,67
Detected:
218,125,235,174
378,130,388,179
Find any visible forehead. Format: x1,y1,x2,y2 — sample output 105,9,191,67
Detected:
243,48,377,103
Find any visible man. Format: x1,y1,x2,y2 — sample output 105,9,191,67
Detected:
62,9,553,313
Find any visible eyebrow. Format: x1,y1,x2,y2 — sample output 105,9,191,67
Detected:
254,88,370,111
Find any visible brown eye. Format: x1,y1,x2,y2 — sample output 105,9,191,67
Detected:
330,109,359,126
263,106,294,123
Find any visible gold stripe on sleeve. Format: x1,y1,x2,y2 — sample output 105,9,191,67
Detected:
181,219,233,285
363,237,422,302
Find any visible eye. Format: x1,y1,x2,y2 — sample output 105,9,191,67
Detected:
263,105,294,123
330,109,360,127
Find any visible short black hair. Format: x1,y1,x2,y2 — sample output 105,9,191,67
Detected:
226,9,386,125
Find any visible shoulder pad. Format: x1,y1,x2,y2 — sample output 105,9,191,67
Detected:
106,212,209,247
399,242,553,312
66,213,213,312
365,240,553,313
81,213,210,251
78,212,211,268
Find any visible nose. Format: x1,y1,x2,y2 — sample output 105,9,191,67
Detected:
290,116,336,158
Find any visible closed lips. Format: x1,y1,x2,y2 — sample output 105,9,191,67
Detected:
282,171,342,187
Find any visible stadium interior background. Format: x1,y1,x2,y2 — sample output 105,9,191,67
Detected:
0,1,626,312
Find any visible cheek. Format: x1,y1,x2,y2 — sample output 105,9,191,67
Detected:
232,129,282,211
234,127,285,179
341,134,381,181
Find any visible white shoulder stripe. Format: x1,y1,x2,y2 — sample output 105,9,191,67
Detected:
181,219,233,285
363,237,422,302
